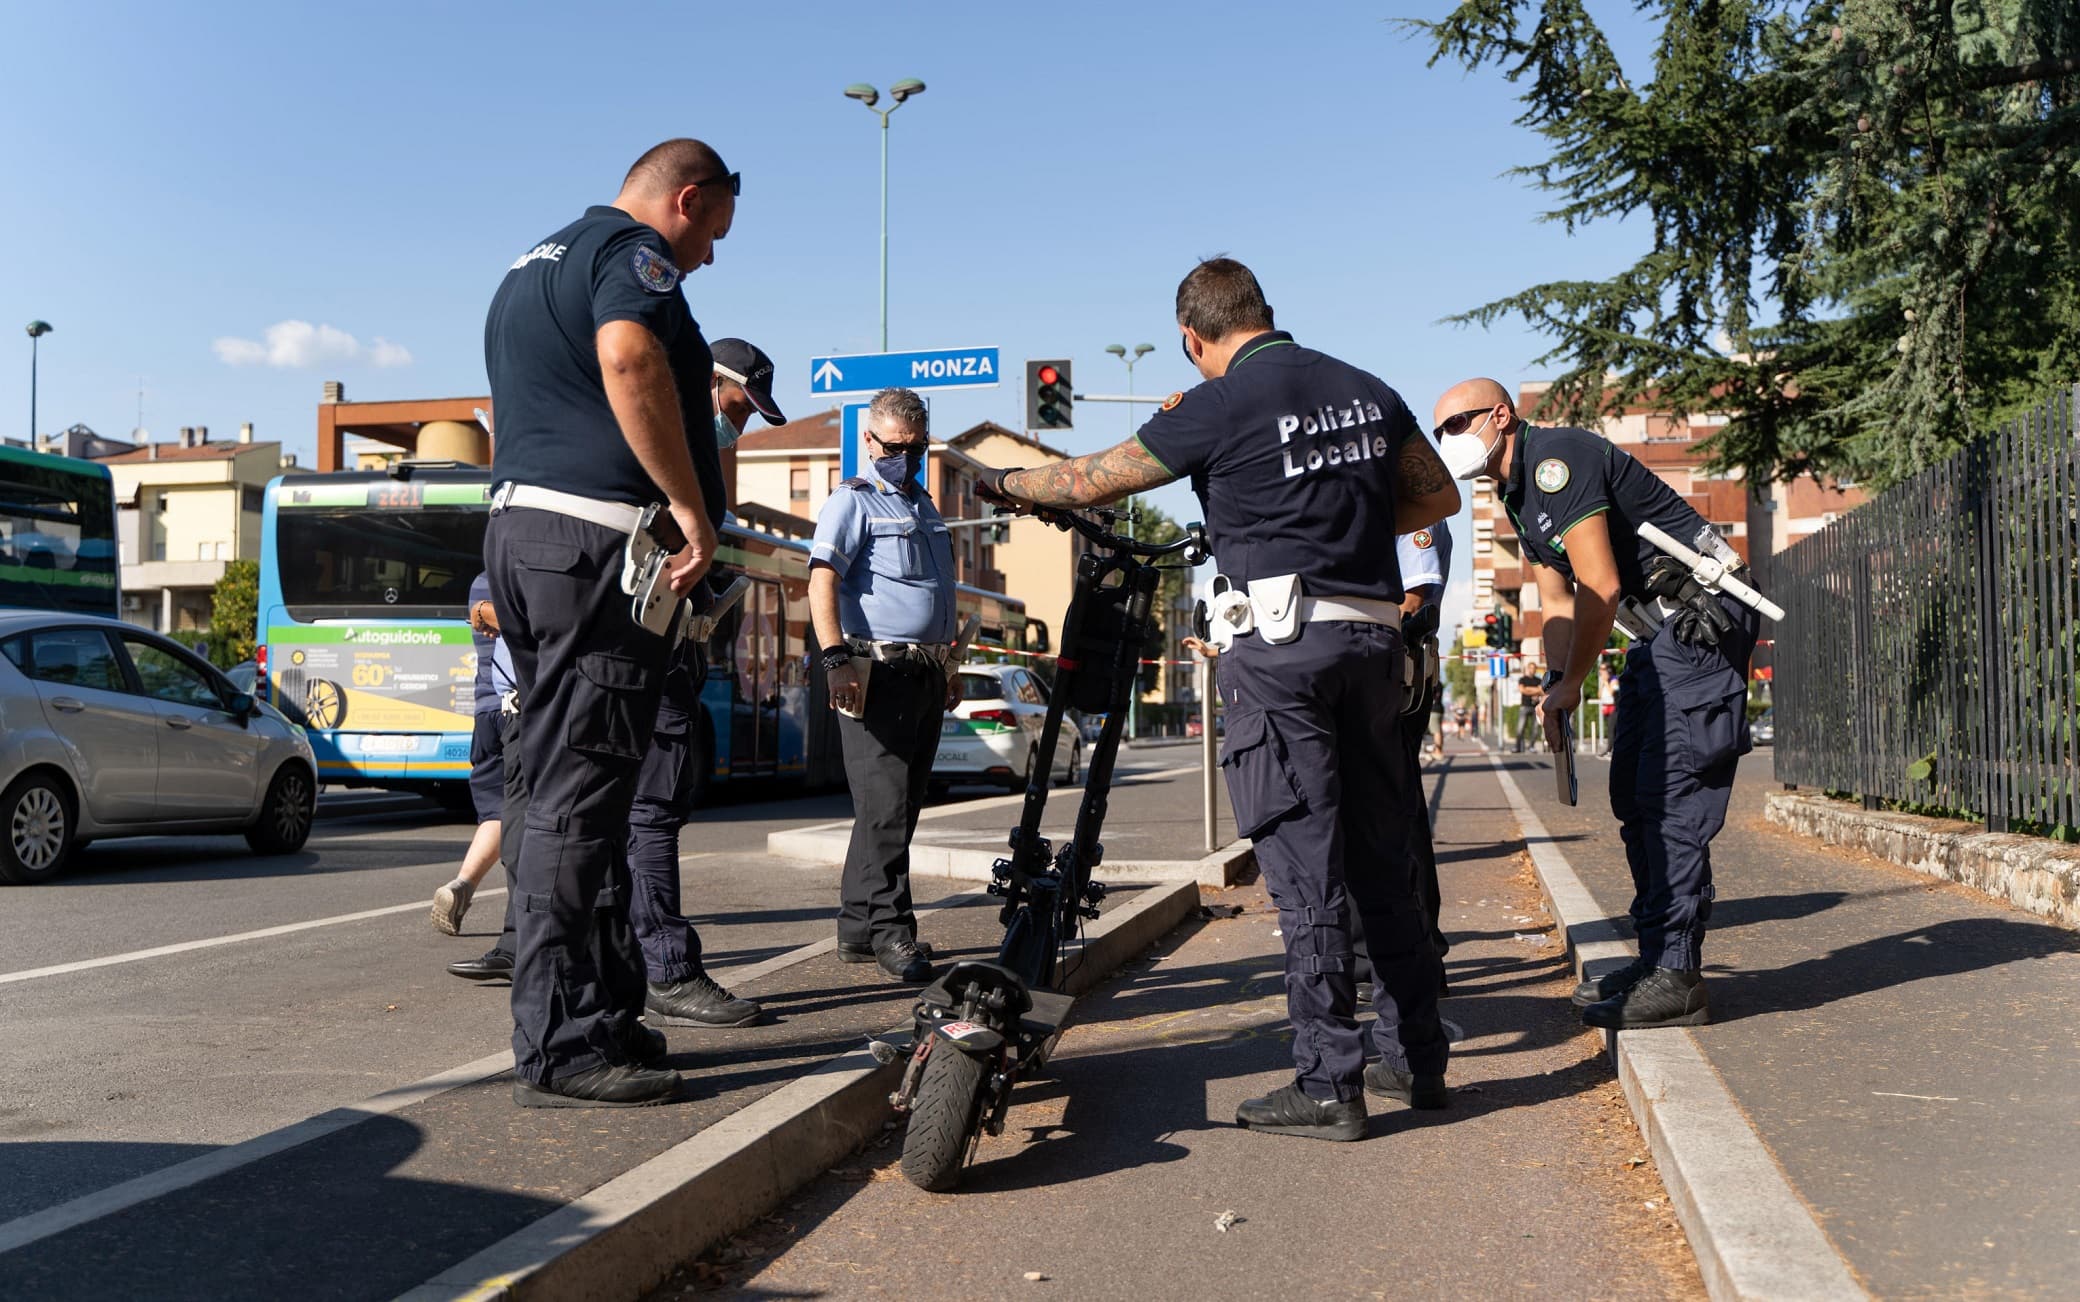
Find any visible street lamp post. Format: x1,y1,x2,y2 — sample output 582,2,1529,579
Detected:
24,320,52,443
1104,343,1157,738
843,79,927,352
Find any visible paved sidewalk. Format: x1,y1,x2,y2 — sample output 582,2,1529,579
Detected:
914,757,1237,862
651,753,1703,1300
1500,746,2080,1297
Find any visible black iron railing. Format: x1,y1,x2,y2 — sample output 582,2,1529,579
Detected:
1774,385,2080,833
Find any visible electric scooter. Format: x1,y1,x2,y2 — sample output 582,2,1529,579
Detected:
890,504,1207,1190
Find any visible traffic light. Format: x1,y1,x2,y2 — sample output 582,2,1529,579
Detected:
1025,359,1073,430
1483,611,1501,651
1496,611,1515,652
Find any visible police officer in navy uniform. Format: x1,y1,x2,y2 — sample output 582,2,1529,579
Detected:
631,339,784,1029
980,259,1462,1141
482,138,737,1107
809,387,960,985
1431,377,1761,1029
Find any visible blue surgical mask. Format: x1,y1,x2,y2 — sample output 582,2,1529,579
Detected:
713,410,740,450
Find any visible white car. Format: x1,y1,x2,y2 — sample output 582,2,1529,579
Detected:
0,612,318,884
933,663,1082,792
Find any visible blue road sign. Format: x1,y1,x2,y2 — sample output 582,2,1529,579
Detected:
839,402,928,488
808,346,1000,396
1489,654,1510,679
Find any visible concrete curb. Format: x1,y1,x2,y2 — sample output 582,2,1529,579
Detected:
1766,791,2080,929
1483,750,1868,1302
766,822,1253,888
393,877,1202,1302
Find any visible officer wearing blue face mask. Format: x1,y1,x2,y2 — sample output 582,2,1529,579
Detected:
808,386,959,985
628,339,784,1029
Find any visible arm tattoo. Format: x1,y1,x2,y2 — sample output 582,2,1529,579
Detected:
1005,438,1176,507
1397,434,1450,501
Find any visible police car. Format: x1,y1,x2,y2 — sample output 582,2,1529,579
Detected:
933,663,1082,792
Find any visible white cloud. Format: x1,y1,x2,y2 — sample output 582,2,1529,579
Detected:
212,319,413,369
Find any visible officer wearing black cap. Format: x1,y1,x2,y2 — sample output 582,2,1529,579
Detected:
980,258,1462,1141
482,137,737,1108
1431,377,1761,1029
630,340,782,1029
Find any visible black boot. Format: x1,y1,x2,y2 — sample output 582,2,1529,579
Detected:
1582,967,1708,1029
1571,956,1651,1008
617,1022,670,1069
1235,1083,1366,1142
1363,1064,1449,1110
447,950,513,982
512,1062,680,1108
647,973,763,1027
843,938,931,984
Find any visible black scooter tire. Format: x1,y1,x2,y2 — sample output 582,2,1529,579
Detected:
901,1045,989,1191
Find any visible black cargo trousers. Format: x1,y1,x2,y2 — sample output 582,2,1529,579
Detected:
1219,620,1447,1103
486,506,671,1087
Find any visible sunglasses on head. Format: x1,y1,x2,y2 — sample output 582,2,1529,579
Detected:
692,171,741,197
1433,407,1495,438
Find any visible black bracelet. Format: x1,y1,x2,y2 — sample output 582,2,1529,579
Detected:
819,646,853,673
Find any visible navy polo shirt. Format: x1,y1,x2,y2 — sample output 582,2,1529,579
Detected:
1501,425,1715,598
1134,331,1417,601
484,205,723,524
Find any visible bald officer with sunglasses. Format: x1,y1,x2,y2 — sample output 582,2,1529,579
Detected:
979,258,1461,1142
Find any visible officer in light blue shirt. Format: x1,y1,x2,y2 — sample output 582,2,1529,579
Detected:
808,387,960,984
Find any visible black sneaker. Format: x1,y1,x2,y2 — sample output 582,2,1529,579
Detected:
838,937,934,963
1582,967,1708,1029
647,974,762,1027
512,1062,680,1108
1571,956,1651,1008
1234,1083,1366,1142
618,1022,670,1068
447,950,513,982
1363,1064,1449,1110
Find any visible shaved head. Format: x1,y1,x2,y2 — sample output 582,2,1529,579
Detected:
622,138,728,197
1432,377,1513,431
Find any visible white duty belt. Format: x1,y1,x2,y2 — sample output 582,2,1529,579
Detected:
490,482,643,535
1201,573,1402,650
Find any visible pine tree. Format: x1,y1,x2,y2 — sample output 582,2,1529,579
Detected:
1415,0,2080,488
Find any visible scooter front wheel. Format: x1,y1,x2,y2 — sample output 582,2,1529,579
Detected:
901,1045,990,1191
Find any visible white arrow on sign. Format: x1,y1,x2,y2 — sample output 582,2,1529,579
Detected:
812,359,844,390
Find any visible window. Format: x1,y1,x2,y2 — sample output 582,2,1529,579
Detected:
155,493,170,513
24,629,126,692
790,468,809,501
0,634,23,670
242,486,263,513
152,542,167,561
124,637,225,710
275,507,483,617
959,671,1010,702
827,466,840,493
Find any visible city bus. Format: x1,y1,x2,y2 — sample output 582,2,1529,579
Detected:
0,443,119,618
256,464,1029,806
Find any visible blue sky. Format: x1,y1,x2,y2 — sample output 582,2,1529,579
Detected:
0,0,1657,620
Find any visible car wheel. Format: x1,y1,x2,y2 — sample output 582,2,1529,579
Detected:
1011,747,1037,793
1,771,77,885
1065,742,1083,787
246,765,316,855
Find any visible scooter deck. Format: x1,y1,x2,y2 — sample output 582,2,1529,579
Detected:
1019,989,1075,1038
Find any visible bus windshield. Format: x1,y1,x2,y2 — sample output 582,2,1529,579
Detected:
0,446,118,618
274,507,482,619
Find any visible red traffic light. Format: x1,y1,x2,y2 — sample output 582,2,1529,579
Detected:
1037,365,1060,386
1484,613,1499,626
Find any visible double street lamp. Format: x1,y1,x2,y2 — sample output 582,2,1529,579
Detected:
842,79,927,352
1103,342,1157,436
25,320,52,443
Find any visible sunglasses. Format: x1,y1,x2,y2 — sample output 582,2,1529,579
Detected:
867,429,928,454
692,171,742,197
1433,407,1494,438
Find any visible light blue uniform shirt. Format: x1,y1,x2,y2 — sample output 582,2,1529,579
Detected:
1395,518,1453,609
809,463,958,643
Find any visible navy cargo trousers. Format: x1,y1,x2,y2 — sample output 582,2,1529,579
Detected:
1608,593,1761,971
486,507,669,1087
625,645,709,983
1219,620,1447,1103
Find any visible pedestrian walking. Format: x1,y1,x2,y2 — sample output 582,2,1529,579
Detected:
630,339,784,1029
481,137,737,1107
808,387,959,985
430,574,518,936
1513,664,1544,752
1432,376,1761,1029
979,257,1461,1141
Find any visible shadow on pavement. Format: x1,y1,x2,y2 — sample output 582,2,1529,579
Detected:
36,836,471,887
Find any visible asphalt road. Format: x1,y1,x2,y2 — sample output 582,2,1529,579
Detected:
0,756,1182,1234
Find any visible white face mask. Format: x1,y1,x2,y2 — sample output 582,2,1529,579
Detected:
1438,412,1499,480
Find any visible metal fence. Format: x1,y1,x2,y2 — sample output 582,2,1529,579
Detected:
1774,385,2080,832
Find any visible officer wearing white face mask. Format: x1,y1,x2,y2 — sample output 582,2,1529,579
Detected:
626,339,784,1030
1433,377,1762,1031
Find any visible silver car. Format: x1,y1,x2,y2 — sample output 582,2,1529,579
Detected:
0,612,318,884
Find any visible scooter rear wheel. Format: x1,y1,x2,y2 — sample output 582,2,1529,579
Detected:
901,1045,989,1191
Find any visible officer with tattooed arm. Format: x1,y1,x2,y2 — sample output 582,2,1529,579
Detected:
980,258,1460,1141
1430,377,1761,1029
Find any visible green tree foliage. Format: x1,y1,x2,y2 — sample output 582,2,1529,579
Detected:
203,560,259,667
1414,0,2080,489
1445,632,1478,705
